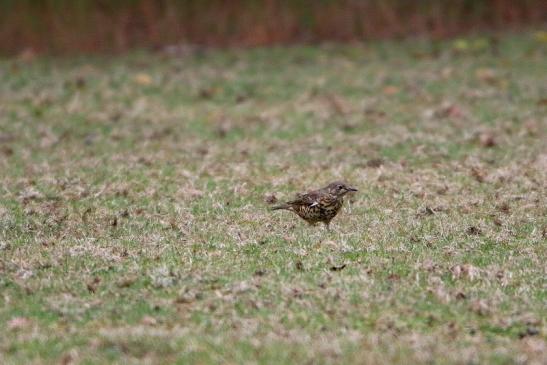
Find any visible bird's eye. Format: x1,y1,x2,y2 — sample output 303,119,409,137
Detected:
337,185,343,190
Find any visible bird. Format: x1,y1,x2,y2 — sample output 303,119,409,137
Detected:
271,181,357,230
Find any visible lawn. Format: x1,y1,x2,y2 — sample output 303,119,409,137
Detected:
0,33,546,364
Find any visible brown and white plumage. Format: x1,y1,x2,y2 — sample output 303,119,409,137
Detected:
271,181,357,230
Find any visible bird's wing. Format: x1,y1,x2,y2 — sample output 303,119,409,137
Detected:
287,191,321,207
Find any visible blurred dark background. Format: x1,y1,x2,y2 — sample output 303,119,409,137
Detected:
1,0,546,54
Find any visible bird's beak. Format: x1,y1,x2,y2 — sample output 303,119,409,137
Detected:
347,187,358,192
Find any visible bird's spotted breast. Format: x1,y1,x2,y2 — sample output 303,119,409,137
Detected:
293,194,343,224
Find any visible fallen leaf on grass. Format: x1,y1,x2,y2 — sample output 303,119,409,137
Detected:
470,166,486,183
0,241,10,251
434,103,464,119
134,73,152,85
330,264,347,272
290,287,304,299
475,68,497,83
465,226,482,236
496,202,510,214
417,259,440,273
254,269,267,276
149,267,178,288
489,214,502,227
141,316,158,326
179,187,204,199
235,94,248,103
428,285,450,303
382,85,400,95
232,281,252,294
16,268,34,280
440,67,453,78
363,108,386,119
215,123,232,138
478,132,497,147
198,87,218,99
87,276,101,293
1,146,13,156
366,158,384,168
416,206,435,218
60,352,75,365
341,122,357,132
451,264,480,280
264,194,277,204
74,76,86,89
518,327,540,339
325,94,351,115
19,187,44,203
8,317,33,330
470,299,490,316
175,293,195,304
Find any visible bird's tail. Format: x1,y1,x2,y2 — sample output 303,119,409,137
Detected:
270,203,291,211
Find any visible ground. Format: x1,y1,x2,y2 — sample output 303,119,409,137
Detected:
0,33,546,364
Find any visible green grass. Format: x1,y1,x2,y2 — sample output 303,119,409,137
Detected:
1,33,546,364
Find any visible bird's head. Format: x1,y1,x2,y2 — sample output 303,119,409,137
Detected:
326,181,358,197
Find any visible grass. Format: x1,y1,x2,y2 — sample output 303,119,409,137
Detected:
0,33,546,364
